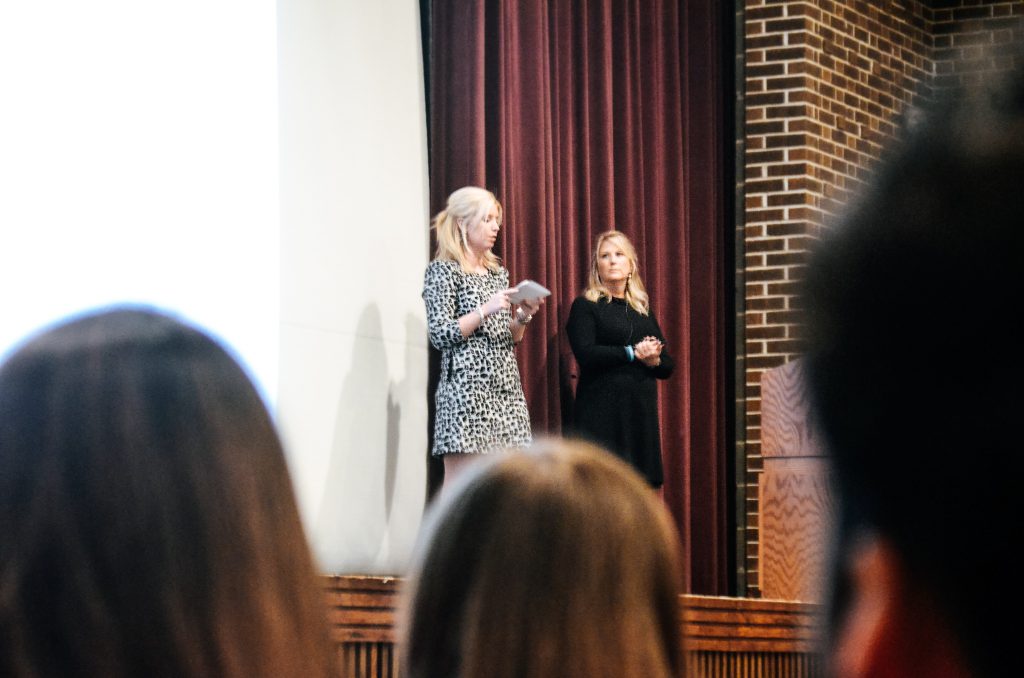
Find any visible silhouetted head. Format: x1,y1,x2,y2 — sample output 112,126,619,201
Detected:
0,308,333,677
805,64,1024,678
401,438,684,678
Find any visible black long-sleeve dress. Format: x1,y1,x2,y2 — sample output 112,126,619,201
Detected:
566,295,675,486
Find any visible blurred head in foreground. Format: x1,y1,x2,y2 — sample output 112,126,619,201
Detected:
804,65,1024,678
400,438,684,678
0,308,334,677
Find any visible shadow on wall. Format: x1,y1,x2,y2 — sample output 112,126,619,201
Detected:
314,305,425,574
385,312,427,526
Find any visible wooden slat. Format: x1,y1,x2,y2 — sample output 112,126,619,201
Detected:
688,651,823,678
326,576,402,643
324,576,822,677
682,595,820,653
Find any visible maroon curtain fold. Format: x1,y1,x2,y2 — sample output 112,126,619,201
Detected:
429,0,728,595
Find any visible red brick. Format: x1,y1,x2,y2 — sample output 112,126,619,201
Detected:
748,91,787,106
766,339,804,354
765,252,808,267
764,310,802,325
764,132,810,148
747,355,789,370
767,192,807,207
766,46,806,61
764,103,809,119
766,75,813,90
745,238,787,253
746,178,787,193
748,297,787,311
766,162,809,176
765,221,809,237
748,5,785,20
749,34,786,49
765,17,809,32
748,120,787,135
746,268,786,283
747,325,787,339
746,280,768,295
745,253,767,269
748,63,787,78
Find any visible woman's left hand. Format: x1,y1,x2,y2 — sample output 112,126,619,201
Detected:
510,297,542,343
519,297,542,316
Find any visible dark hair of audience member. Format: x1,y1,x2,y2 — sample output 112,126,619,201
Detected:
803,65,1024,678
0,309,335,677
400,438,685,678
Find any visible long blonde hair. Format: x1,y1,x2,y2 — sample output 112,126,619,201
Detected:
401,438,684,678
584,230,650,314
432,186,502,273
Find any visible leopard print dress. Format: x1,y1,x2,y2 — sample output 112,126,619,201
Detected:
422,259,532,455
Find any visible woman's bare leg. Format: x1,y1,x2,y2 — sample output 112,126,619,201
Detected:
442,454,480,493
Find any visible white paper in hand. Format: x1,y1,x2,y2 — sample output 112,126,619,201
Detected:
509,280,551,304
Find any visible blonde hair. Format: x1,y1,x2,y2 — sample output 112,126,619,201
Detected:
401,438,684,678
584,230,650,314
432,186,503,273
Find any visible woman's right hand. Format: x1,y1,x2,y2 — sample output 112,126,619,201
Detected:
634,336,663,367
482,288,517,317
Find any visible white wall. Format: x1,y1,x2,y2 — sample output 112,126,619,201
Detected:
277,0,430,574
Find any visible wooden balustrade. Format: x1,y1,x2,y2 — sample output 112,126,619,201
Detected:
325,576,822,678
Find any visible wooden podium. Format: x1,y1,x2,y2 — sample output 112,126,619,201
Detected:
758,360,833,602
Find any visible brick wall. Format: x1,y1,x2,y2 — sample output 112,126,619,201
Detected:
740,0,1024,596
933,2,1024,94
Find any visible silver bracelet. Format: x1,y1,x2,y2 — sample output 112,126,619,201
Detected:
515,307,533,325
477,306,486,324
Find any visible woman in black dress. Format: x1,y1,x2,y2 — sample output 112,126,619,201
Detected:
566,230,674,486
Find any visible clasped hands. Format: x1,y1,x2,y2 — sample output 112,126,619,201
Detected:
633,336,663,367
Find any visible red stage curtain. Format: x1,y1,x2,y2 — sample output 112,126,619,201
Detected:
427,0,728,595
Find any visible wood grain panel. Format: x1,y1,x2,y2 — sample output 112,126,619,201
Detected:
760,360,820,459
758,459,833,602
759,362,833,601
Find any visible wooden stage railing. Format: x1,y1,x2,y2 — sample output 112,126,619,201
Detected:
325,575,823,678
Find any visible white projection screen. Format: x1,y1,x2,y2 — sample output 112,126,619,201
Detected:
0,0,430,575
0,1,280,397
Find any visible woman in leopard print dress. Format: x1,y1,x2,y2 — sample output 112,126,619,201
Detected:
422,187,542,488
